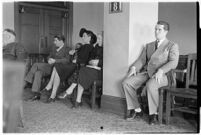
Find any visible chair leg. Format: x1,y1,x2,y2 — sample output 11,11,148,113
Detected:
73,67,79,103
91,81,97,109
73,85,78,103
166,92,171,125
159,89,164,124
171,96,175,116
97,97,101,108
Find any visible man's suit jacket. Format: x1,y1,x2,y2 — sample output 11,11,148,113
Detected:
48,46,71,64
131,38,179,77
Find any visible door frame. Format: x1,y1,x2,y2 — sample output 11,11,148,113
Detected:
14,2,73,48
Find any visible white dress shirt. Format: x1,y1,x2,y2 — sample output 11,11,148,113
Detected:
157,38,166,48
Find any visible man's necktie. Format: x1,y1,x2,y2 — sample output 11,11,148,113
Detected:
155,40,159,50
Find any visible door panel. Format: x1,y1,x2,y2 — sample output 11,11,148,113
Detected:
42,10,63,54
19,4,70,55
20,12,40,54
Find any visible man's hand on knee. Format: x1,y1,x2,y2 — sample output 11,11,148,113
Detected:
152,69,163,84
127,66,137,78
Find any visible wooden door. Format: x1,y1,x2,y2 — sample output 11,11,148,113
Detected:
19,6,41,54
19,4,69,54
42,9,65,54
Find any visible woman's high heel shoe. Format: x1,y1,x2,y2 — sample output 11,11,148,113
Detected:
46,98,55,103
71,101,82,109
40,88,49,94
58,91,70,99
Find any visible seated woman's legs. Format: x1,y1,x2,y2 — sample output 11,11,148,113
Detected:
66,84,84,108
58,83,84,108
58,83,77,99
76,84,84,103
44,67,57,91
50,72,60,98
46,69,61,103
72,84,84,108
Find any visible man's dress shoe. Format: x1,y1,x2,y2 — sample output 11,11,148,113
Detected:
40,88,49,94
29,95,40,101
46,98,55,103
126,110,143,120
71,102,82,109
149,114,158,125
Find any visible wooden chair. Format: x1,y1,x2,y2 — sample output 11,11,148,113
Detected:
137,85,149,114
158,55,188,124
158,70,176,124
81,80,102,109
159,53,197,125
71,63,103,109
91,80,103,109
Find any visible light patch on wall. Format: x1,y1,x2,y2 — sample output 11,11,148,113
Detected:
129,2,158,66
73,3,104,47
2,2,14,30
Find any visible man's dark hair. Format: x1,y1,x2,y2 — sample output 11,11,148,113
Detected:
4,28,16,37
157,21,170,31
54,35,65,42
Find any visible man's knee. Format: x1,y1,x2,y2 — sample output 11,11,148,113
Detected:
30,63,39,71
146,79,156,92
32,63,38,67
35,71,43,77
122,78,130,87
122,78,137,93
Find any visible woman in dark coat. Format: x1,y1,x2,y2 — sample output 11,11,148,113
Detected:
58,34,103,108
42,28,97,103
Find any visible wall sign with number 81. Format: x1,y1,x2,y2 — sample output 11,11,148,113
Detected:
109,2,122,13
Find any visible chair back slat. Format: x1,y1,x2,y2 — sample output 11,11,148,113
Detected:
194,65,197,85
190,60,197,85
186,53,197,88
171,70,177,87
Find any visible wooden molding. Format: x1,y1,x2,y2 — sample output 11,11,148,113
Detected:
100,94,127,117
18,2,69,12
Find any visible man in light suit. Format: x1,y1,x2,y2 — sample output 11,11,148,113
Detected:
122,21,179,125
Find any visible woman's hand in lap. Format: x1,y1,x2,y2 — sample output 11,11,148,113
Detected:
89,59,99,66
69,50,76,55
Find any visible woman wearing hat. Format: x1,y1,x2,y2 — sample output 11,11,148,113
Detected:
58,33,103,108
41,28,97,103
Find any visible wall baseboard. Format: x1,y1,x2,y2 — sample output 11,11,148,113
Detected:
100,94,127,117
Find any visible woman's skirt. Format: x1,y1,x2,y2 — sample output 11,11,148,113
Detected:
54,63,77,82
78,67,102,90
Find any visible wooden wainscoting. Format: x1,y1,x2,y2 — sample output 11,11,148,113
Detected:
101,94,127,117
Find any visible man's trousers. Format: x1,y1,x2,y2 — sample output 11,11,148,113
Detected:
122,72,168,115
24,63,52,92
